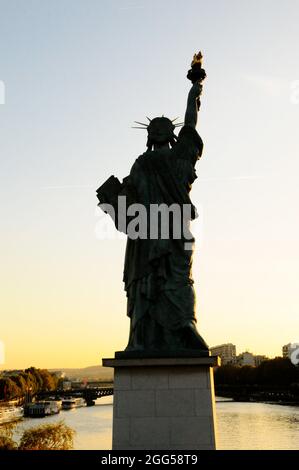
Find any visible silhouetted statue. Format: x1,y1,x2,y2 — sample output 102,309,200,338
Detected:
97,53,209,357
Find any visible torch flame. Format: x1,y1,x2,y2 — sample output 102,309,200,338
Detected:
191,51,203,67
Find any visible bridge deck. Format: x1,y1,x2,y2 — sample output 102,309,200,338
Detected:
36,387,114,401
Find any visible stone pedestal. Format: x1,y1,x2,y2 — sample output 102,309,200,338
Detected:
102,356,219,450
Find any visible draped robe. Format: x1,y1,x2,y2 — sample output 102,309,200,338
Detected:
122,125,207,352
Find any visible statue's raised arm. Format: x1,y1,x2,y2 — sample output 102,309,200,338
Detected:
185,51,206,129
184,81,202,129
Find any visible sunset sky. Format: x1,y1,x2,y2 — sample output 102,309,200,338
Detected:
1,0,299,369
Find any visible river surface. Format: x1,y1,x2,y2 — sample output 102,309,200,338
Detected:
12,397,299,450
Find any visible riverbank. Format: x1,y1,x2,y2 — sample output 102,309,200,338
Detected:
11,396,299,450
216,387,299,405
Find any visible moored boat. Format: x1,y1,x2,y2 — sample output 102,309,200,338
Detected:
0,406,24,425
46,398,62,410
24,400,60,418
61,397,86,410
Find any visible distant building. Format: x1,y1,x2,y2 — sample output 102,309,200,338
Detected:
282,343,292,358
254,355,268,367
62,380,72,391
71,380,87,390
210,343,236,365
282,343,299,361
237,351,255,366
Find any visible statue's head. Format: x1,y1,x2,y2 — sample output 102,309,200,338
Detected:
146,117,176,150
133,116,183,151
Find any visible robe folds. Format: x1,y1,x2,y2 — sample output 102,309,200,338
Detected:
122,125,207,351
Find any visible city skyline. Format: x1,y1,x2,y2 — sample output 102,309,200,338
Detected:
1,0,299,369
1,340,293,371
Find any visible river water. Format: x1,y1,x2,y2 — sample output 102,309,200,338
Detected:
13,397,299,450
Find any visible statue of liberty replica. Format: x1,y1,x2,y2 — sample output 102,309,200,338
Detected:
97,53,209,357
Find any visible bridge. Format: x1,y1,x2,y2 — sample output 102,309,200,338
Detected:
36,387,114,406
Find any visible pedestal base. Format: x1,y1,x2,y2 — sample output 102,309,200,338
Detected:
102,356,219,450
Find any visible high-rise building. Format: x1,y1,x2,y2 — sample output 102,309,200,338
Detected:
210,343,236,365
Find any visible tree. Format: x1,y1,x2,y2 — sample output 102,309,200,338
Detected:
0,436,16,450
0,423,17,450
0,377,21,400
214,357,299,389
25,368,43,392
0,367,60,401
19,421,75,450
11,375,27,395
256,358,297,387
38,369,57,391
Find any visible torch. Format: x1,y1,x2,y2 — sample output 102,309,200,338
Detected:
187,51,207,110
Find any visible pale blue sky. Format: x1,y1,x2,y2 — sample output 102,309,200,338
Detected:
1,0,299,368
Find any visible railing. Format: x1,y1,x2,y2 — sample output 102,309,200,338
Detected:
36,387,114,406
